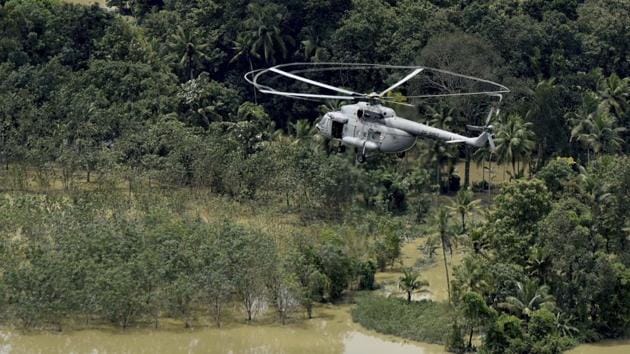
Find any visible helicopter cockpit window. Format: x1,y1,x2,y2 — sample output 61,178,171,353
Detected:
357,109,364,119
363,109,383,120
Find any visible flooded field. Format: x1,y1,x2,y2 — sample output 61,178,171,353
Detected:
0,305,446,354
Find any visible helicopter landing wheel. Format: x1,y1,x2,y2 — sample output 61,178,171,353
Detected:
356,153,366,164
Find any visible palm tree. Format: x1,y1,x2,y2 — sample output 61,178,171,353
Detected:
421,236,440,260
494,114,536,178
230,33,259,103
431,206,455,303
448,188,480,233
572,110,625,157
577,166,613,252
399,268,429,303
473,144,494,190
424,105,459,190
166,26,211,81
597,73,629,121
453,256,489,298
318,100,346,115
300,26,327,62
498,279,555,320
289,119,316,144
525,247,551,284
553,312,579,337
243,3,294,65
567,91,600,164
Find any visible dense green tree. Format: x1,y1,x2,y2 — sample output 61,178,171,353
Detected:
487,179,551,265
460,291,496,350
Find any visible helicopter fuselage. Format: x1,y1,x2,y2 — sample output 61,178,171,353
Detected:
316,102,486,158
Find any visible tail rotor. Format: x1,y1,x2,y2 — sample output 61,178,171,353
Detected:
466,95,501,152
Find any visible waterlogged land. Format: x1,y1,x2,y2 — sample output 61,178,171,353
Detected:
0,305,447,354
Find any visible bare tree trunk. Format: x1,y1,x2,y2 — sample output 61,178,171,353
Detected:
441,235,451,304
464,147,471,188
249,57,257,104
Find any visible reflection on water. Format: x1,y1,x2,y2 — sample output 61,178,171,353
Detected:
0,305,447,354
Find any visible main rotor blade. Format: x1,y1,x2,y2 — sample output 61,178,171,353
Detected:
379,68,424,97
380,99,415,108
258,89,355,100
269,67,361,96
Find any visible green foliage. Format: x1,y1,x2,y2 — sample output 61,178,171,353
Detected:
483,314,526,354
357,260,377,291
536,157,577,196
487,179,551,264
352,295,452,344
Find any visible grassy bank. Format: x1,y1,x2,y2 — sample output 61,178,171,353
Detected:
352,295,452,345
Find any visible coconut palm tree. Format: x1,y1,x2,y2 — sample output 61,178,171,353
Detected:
597,73,629,121
577,166,613,252
300,26,328,62
243,3,294,65
494,114,536,178
571,110,625,157
422,236,440,260
526,247,551,284
289,119,316,144
567,91,600,164
431,206,455,303
473,144,494,190
497,279,555,320
423,105,459,190
166,26,211,81
448,188,480,233
553,312,579,337
399,268,429,303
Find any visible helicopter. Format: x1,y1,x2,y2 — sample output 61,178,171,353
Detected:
246,63,509,163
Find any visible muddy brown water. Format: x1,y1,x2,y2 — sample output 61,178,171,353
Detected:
2,313,627,354
0,305,446,354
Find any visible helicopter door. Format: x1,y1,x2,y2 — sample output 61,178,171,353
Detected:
332,121,344,139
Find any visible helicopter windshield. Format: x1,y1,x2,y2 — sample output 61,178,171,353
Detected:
357,108,384,120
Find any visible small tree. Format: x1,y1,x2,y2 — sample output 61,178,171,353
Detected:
460,291,496,350
398,268,429,303
448,188,480,233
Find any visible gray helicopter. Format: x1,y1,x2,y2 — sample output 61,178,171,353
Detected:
246,63,509,163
